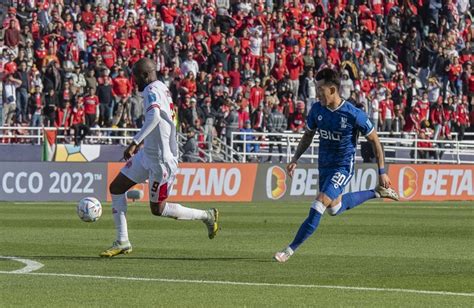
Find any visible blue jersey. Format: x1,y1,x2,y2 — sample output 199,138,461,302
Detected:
306,101,374,168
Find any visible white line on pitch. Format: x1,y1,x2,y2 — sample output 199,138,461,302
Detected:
1,271,472,297
0,256,44,273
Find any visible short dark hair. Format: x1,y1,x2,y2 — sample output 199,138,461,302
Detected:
316,68,341,88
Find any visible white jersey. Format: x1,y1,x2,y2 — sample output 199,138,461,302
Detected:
132,80,178,171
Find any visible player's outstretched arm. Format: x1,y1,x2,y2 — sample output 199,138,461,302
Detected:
365,130,392,188
287,129,316,178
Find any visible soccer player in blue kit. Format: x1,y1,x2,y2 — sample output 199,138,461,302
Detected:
274,68,399,263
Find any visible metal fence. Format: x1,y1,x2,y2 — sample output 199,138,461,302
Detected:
231,131,474,164
1,126,473,164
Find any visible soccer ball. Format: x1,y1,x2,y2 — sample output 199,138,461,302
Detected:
77,197,102,222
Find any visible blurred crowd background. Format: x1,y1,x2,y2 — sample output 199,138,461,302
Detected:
0,0,472,152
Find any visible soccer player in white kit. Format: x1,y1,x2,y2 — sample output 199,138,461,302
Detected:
101,58,218,257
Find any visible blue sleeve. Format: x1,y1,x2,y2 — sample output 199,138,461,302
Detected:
305,104,317,131
355,110,374,136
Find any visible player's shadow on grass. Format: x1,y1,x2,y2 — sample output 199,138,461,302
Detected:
19,255,271,262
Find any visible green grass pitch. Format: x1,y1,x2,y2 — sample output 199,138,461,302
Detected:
0,201,473,307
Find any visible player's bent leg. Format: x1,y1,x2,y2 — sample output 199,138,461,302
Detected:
154,201,219,239
149,167,219,238
154,201,208,220
327,190,376,216
326,186,399,217
109,172,138,195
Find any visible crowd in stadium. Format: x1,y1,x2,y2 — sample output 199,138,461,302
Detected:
0,0,473,150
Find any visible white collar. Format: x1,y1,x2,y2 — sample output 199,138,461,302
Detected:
326,100,345,112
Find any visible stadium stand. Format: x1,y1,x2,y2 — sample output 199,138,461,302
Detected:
0,0,472,162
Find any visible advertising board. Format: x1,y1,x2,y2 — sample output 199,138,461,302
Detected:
252,164,379,201
106,163,258,202
388,164,474,201
1,162,472,202
0,162,107,201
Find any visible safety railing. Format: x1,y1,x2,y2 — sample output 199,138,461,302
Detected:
230,131,474,164
1,127,473,164
0,126,243,163
0,126,140,145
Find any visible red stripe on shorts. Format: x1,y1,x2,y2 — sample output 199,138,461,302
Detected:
158,183,169,202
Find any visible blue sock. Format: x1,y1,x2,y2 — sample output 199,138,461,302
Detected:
336,190,376,215
289,207,323,251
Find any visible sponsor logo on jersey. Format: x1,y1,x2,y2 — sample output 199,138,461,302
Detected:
147,92,157,103
317,129,341,141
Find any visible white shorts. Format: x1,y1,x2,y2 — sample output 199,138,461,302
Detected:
121,151,176,203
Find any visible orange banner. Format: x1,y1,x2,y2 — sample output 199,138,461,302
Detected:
388,164,474,201
107,163,258,202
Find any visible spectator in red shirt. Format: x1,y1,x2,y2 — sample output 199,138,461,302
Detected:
249,78,265,113
3,53,18,75
81,3,94,25
35,40,48,69
4,20,20,49
404,107,422,133
272,56,288,82
111,69,132,125
193,23,208,44
416,92,431,123
237,102,250,129
286,52,304,99
28,85,44,129
104,24,116,45
127,30,141,50
250,103,266,133
136,16,150,44
430,98,445,140
101,43,116,69
379,92,395,132
207,26,223,50
448,55,463,96
128,48,141,67
179,72,197,98
289,101,306,133
56,101,73,131
71,98,89,146
453,96,471,141
160,0,177,37
112,69,132,102
228,62,242,94
83,87,99,127
326,38,341,66
416,129,436,160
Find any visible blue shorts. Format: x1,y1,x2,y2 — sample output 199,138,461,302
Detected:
319,166,354,200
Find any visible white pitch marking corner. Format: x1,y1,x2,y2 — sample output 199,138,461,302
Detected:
0,256,44,274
